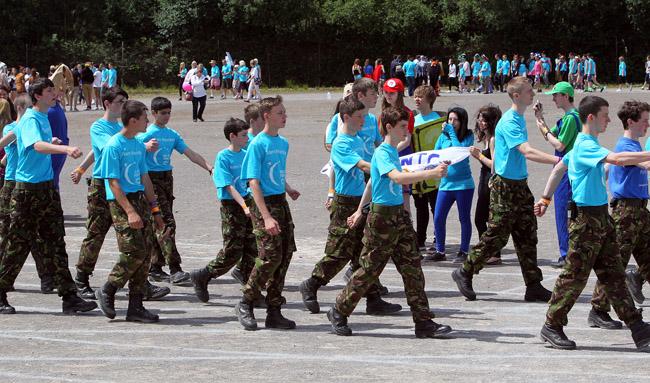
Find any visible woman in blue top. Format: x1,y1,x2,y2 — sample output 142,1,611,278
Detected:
426,107,475,263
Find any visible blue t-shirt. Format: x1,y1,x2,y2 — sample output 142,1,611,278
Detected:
471,61,481,76
243,131,256,150
222,64,232,79
107,68,117,87
434,124,475,191
563,133,609,206
364,65,373,76
325,113,381,161
619,62,627,76
213,148,249,200
331,133,365,197
48,102,69,145
494,108,528,180
3,122,18,181
502,60,510,75
90,118,122,178
238,66,249,82
480,61,491,76
587,58,596,75
371,143,402,206
211,65,220,78
518,63,527,76
542,58,551,72
569,59,577,74
608,137,648,199
241,132,288,196
496,59,503,74
459,64,466,78
14,108,54,183
403,60,416,77
101,68,109,83
136,124,188,172
99,134,148,200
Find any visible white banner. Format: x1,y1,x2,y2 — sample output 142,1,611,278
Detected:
321,147,470,176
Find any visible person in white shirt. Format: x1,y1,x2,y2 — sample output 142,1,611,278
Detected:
447,59,457,92
245,59,262,102
92,64,104,110
190,63,207,122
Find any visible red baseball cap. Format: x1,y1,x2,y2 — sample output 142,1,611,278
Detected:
383,78,404,93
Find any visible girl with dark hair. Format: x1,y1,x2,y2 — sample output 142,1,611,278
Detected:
426,106,474,263
352,59,362,81
470,104,502,265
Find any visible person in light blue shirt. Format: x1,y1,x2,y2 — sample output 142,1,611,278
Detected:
535,96,650,350
137,97,212,284
500,54,510,93
236,61,249,99
190,118,258,302
328,106,452,338
430,107,474,262
618,56,630,91
471,55,481,91
209,60,221,98
479,56,492,93
221,58,234,99
95,99,165,323
403,56,416,96
107,63,117,87
453,77,558,303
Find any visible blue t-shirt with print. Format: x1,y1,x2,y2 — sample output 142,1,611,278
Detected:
99,134,148,200
213,148,249,200
608,137,647,200
331,133,366,197
502,60,510,75
211,65,220,78
371,143,402,206
241,132,288,196
14,108,54,183
2,122,18,181
434,124,475,191
325,113,381,162
136,124,188,172
238,66,249,82
564,133,609,206
494,108,528,180
90,118,122,178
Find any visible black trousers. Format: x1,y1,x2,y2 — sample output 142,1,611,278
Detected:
413,190,438,247
192,95,206,120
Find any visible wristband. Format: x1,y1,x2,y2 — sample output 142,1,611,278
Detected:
328,188,335,198
241,202,248,210
75,166,86,175
479,154,486,161
151,206,161,214
540,197,551,207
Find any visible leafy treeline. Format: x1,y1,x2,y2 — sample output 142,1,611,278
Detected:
1,0,648,87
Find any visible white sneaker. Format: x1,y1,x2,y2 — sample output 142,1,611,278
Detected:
617,89,622,92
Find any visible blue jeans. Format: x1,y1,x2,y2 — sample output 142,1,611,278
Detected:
554,173,572,260
406,76,416,96
434,188,474,253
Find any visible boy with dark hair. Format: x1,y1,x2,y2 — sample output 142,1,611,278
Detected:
300,98,400,315
327,106,451,337
535,96,650,350
138,96,212,285
452,77,558,302
190,118,258,301
236,95,301,331
95,100,166,323
0,79,97,315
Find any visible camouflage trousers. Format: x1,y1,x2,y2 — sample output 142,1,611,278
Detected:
0,180,49,280
149,171,182,269
106,192,155,294
463,175,543,286
76,178,112,275
205,197,257,279
546,206,641,327
0,181,76,296
242,194,296,308
591,199,650,313
335,204,432,323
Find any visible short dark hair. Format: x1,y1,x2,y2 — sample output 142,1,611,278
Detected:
380,106,409,136
28,78,54,104
617,100,650,130
121,100,148,126
338,97,365,119
259,95,283,119
223,117,249,141
102,86,128,105
151,96,172,112
578,96,609,124
244,103,261,124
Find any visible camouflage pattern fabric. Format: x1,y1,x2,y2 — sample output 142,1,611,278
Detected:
591,200,650,313
149,171,182,269
335,204,432,323
546,209,642,327
106,192,155,294
0,184,76,296
463,175,543,286
242,195,296,308
76,179,113,275
206,199,257,279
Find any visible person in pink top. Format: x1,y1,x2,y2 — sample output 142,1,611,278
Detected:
533,56,543,92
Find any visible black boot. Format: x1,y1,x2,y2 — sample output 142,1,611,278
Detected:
587,308,622,329
626,269,645,305
299,277,321,314
0,291,16,314
190,267,212,303
95,282,118,319
376,279,389,296
265,306,296,329
452,267,476,300
75,271,96,300
231,267,247,285
143,280,170,301
365,293,402,315
414,319,452,338
148,264,170,282
169,264,191,285
126,293,159,323
540,324,576,350
40,275,55,294
524,282,552,302
630,320,650,350
236,299,257,331
62,293,98,315
327,307,352,336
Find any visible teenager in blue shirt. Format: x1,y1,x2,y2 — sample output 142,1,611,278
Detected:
535,96,650,351
452,77,558,302
95,100,165,323
403,55,417,96
236,95,301,331
209,60,221,99
0,79,97,315
618,56,631,91
221,58,234,99
327,106,452,338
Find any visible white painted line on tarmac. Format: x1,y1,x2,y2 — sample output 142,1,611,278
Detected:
0,371,112,383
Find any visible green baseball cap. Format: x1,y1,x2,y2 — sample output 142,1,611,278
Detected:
545,81,574,97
